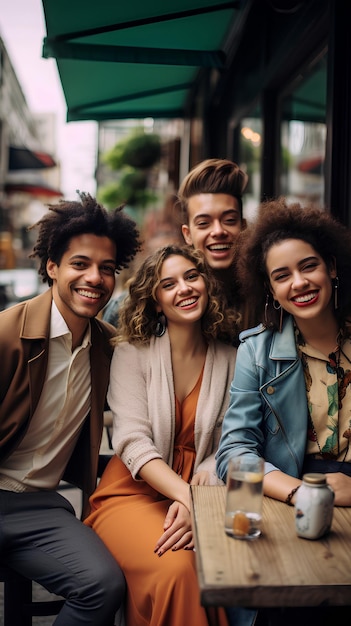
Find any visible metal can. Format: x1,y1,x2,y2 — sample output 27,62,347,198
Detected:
295,473,334,539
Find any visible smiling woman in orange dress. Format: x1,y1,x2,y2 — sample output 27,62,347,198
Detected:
84,245,248,626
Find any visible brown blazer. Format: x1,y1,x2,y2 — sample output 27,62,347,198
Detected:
0,288,115,511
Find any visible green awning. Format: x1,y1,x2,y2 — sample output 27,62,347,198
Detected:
41,0,247,122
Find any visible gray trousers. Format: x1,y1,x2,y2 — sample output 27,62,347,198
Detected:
0,489,125,625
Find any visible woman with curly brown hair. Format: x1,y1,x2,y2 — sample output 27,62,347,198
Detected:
216,198,351,510
85,245,246,626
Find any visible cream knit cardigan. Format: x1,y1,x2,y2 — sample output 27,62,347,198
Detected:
108,331,236,485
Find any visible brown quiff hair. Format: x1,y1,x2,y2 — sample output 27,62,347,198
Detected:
236,198,351,330
177,158,248,223
114,245,241,345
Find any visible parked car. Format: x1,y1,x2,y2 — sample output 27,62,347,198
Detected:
0,268,42,310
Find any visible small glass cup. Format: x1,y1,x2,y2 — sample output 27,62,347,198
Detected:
224,456,264,539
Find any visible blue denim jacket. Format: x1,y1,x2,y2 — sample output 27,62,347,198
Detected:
216,316,308,482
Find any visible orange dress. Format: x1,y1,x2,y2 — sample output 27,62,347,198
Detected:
85,371,228,626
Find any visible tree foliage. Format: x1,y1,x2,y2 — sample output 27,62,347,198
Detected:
99,129,162,209
98,168,157,209
103,130,161,170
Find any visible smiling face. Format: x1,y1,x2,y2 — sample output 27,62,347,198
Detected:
181,193,243,270
266,238,336,327
47,233,117,332
155,254,208,327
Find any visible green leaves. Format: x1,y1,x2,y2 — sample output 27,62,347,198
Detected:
99,129,161,209
103,131,161,170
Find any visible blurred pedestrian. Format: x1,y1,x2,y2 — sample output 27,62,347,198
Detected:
0,284,8,310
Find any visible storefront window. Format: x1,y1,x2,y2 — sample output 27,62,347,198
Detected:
238,108,262,222
280,55,327,206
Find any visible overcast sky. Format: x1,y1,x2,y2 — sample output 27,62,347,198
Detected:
0,0,97,197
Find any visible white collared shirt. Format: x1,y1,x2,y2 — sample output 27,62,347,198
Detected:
0,301,91,491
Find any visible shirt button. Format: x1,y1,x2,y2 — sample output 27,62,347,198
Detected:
267,385,275,395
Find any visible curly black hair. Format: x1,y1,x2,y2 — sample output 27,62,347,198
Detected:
236,198,351,330
29,192,141,285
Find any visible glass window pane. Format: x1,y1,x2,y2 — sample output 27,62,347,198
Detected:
239,109,262,222
280,55,327,205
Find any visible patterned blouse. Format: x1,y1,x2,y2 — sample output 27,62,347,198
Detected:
295,326,351,462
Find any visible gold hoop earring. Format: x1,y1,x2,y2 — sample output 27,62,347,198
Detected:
264,294,270,326
272,299,283,332
334,276,339,310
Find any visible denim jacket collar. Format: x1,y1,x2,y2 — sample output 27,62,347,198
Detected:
269,316,298,361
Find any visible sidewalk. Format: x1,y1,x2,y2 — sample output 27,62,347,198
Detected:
0,428,112,626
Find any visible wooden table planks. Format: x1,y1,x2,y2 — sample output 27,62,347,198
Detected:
190,485,351,608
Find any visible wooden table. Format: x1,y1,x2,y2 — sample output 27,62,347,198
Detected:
190,485,351,608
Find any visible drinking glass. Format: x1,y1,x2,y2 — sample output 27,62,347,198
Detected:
224,456,264,539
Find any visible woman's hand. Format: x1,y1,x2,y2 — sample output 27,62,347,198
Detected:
154,501,193,556
326,472,351,506
190,470,210,485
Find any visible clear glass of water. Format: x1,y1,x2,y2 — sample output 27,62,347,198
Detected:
224,456,264,539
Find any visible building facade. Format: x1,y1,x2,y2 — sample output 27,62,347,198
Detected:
186,0,350,226
0,37,61,268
